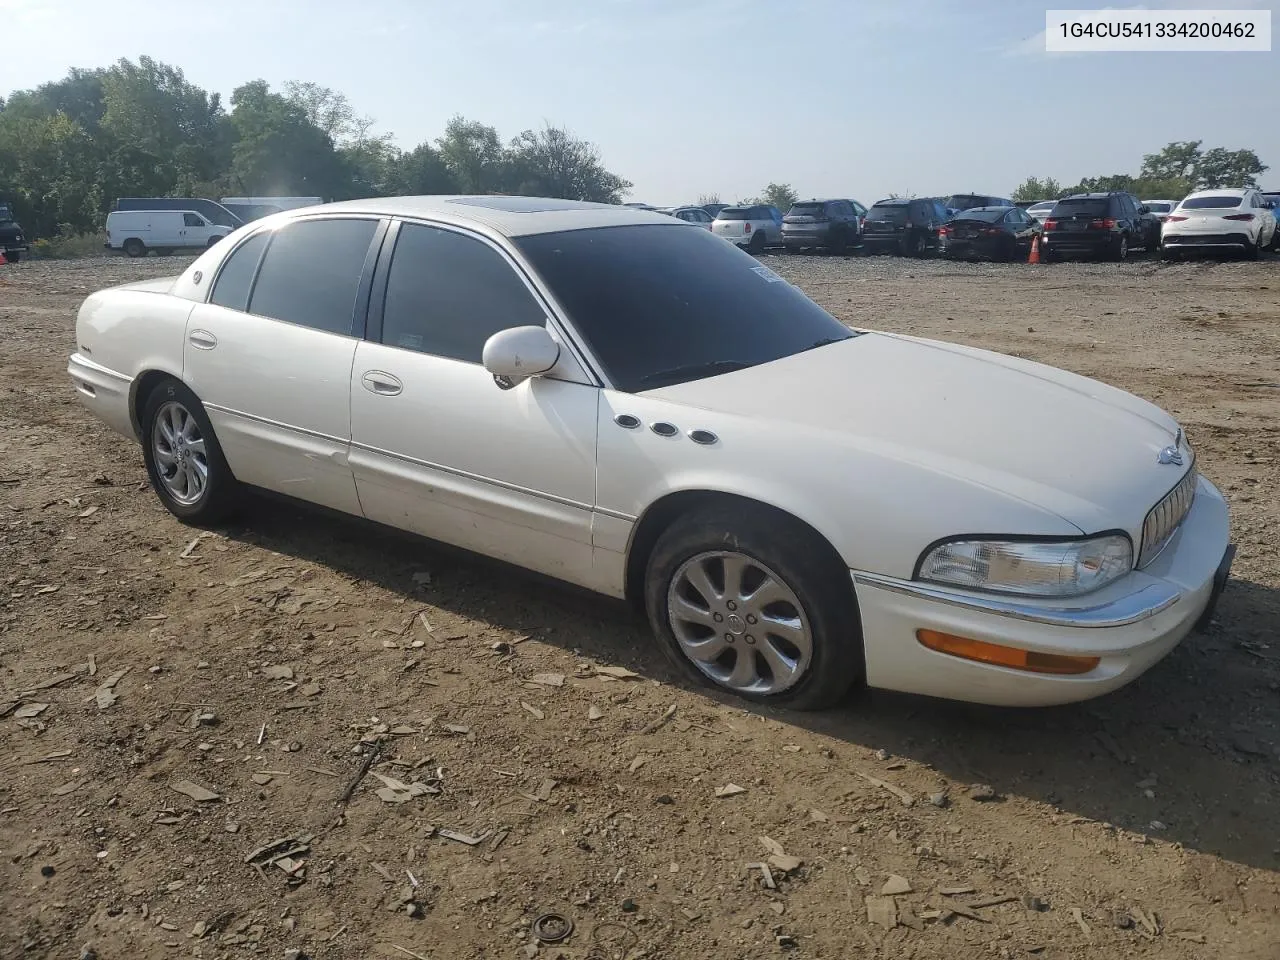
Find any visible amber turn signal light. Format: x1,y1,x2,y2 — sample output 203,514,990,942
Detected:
916,630,1100,676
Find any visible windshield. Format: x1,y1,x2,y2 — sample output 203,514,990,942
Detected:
866,204,908,222
1179,195,1245,210
787,203,827,218
1052,199,1109,217
515,224,857,393
953,208,1007,223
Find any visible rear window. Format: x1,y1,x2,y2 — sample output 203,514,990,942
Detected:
945,195,985,211
1143,202,1172,213
1179,195,1245,210
953,208,1007,223
1028,202,1055,212
867,204,908,222
717,207,751,220
788,203,827,217
0,204,13,221
1052,198,1110,217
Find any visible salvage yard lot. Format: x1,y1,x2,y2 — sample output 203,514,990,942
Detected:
1,254,1278,960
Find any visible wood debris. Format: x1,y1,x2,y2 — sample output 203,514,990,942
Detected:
1070,907,1091,938
51,778,86,796
641,704,677,734
746,862,776,890
856,770,914,807
520,701,544,720
529,673,565,687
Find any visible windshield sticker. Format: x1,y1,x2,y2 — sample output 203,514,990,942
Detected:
751,265,785,284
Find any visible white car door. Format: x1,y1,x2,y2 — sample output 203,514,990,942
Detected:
182,212,213,248
348,220,602,589
183,216,385,515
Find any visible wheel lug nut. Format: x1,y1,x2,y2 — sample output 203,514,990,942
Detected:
745,635,755,644
724,633,734,643
746,614,757,624
727,601,737,611
713,613,723,623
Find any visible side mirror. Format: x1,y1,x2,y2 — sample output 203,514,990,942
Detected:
482,325,561,390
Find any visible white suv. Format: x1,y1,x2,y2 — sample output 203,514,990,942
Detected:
1162,188,1277,259
712,204,783,253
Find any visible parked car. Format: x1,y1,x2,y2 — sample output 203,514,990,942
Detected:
105,210,232,258
66,195,1233,710
1025,200,1057,224
221,196,322,212
943,194,1013,218
862,198,949,256
702,202,731,218
116,197,243,229
712,204,783,252
222,202,284,223
658,206,715,229
938,206,1042,261
1140,199,1178,224
781,198,867,253
1161,188,1277,260
1040,192,1161,262
0,200,29,263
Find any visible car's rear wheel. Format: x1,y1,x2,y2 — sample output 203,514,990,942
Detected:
141,379,239,524
1243,237,1261,260
903,232,926,257
644,503,862,711
123,239,147,258
1112,234,1129,262
3,251,18,263
747,231,766,254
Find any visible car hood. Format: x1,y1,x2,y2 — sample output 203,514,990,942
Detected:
644,332,1185,537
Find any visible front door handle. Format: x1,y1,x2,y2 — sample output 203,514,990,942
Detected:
188,329,217,350
361,370,403,396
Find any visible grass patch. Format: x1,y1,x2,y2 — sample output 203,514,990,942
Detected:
30,233,108,259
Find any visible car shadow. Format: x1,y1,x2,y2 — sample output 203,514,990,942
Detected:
223,495,1279,874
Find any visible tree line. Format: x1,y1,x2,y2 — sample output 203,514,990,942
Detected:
1012,140,1268,203
0,57,633,239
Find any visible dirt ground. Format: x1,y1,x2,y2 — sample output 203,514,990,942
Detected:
1,252,1278,960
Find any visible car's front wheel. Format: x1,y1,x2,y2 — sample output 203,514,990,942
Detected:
644,503,863,711
123,239,147,258
1112,234,1130,261
141,379,239,524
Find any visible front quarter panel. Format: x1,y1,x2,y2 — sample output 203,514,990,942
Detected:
595,390,1080,579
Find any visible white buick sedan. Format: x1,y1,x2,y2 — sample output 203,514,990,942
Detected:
68,196,1233,710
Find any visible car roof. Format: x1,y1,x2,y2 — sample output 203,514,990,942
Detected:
962,206,1012,212
1060,192,1127,200
871,198,913,206
279,195,672,238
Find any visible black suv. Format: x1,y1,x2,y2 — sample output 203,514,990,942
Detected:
862,197,949,256
0,201,29,263
1041,192,1161,261
781,198,867,253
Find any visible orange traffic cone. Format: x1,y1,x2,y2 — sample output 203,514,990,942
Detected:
0,251,7,265
1028,234,1041,265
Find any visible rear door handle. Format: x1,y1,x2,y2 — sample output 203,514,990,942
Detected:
361,370,403,396
188,329,217,350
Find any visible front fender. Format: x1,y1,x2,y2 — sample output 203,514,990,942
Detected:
596,390,1079,579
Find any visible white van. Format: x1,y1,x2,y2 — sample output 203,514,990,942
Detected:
105,210,232,258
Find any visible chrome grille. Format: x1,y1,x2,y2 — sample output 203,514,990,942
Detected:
1139,463,1197,567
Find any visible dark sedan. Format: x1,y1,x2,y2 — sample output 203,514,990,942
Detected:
938,206,1042,262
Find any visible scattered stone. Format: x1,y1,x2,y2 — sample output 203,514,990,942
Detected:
768,854,803,874
715,783,747,798
1070,907,1091,937
769,901,785,916
939,885,976,896
262,665,294,681
1148,820,1167,831
170,780,221,803
808,808,828,823
621,898,638,913
93,668,129,710
1112,911,1133,929
41,865,55,877
866,896,897,928
928,791,948,808
299,683,321,697
654,794,674,805
775,934,798,949
438,828,490,846
881,875,912,896
966,784,996,802
1023,895,1049,912
747,862,776,890
520,702,544,720
594,665,641,680
14,702,49,719
758,836,786,857
251,774,273,786
1232,734,1268,757
587,705,604,721
529,673,565,688
856,770,914,807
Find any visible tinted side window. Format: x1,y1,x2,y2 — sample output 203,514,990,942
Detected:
248,218,378,335
210,231,271,311
184,213,204,227
380,223,546,363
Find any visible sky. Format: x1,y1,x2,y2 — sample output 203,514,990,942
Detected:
2,0,1277,205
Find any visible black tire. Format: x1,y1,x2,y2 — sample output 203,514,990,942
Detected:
903,232,926,258
123,239,147,258
3,250,19,263
1243,239,1260,260
644,502,863,711
747,231,766,254
141,378,240,525
1111,234,1129,262
1160,246,1178,262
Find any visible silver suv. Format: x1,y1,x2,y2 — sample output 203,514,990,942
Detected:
711,204,783,253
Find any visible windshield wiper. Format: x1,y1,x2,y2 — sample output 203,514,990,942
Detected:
638,359,753,387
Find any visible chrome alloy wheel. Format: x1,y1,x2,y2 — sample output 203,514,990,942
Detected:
666,550,813,695
151,400,208,505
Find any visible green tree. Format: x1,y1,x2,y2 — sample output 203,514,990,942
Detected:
1195,147,1267,188
228,80,344,196
1140,141,1203,183
757,182,798,211
1011,176,1063,202
503,123,631,202
385,143,458,195
436,116,506,194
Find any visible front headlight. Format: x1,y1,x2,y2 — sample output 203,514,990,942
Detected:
918,535,1133,598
